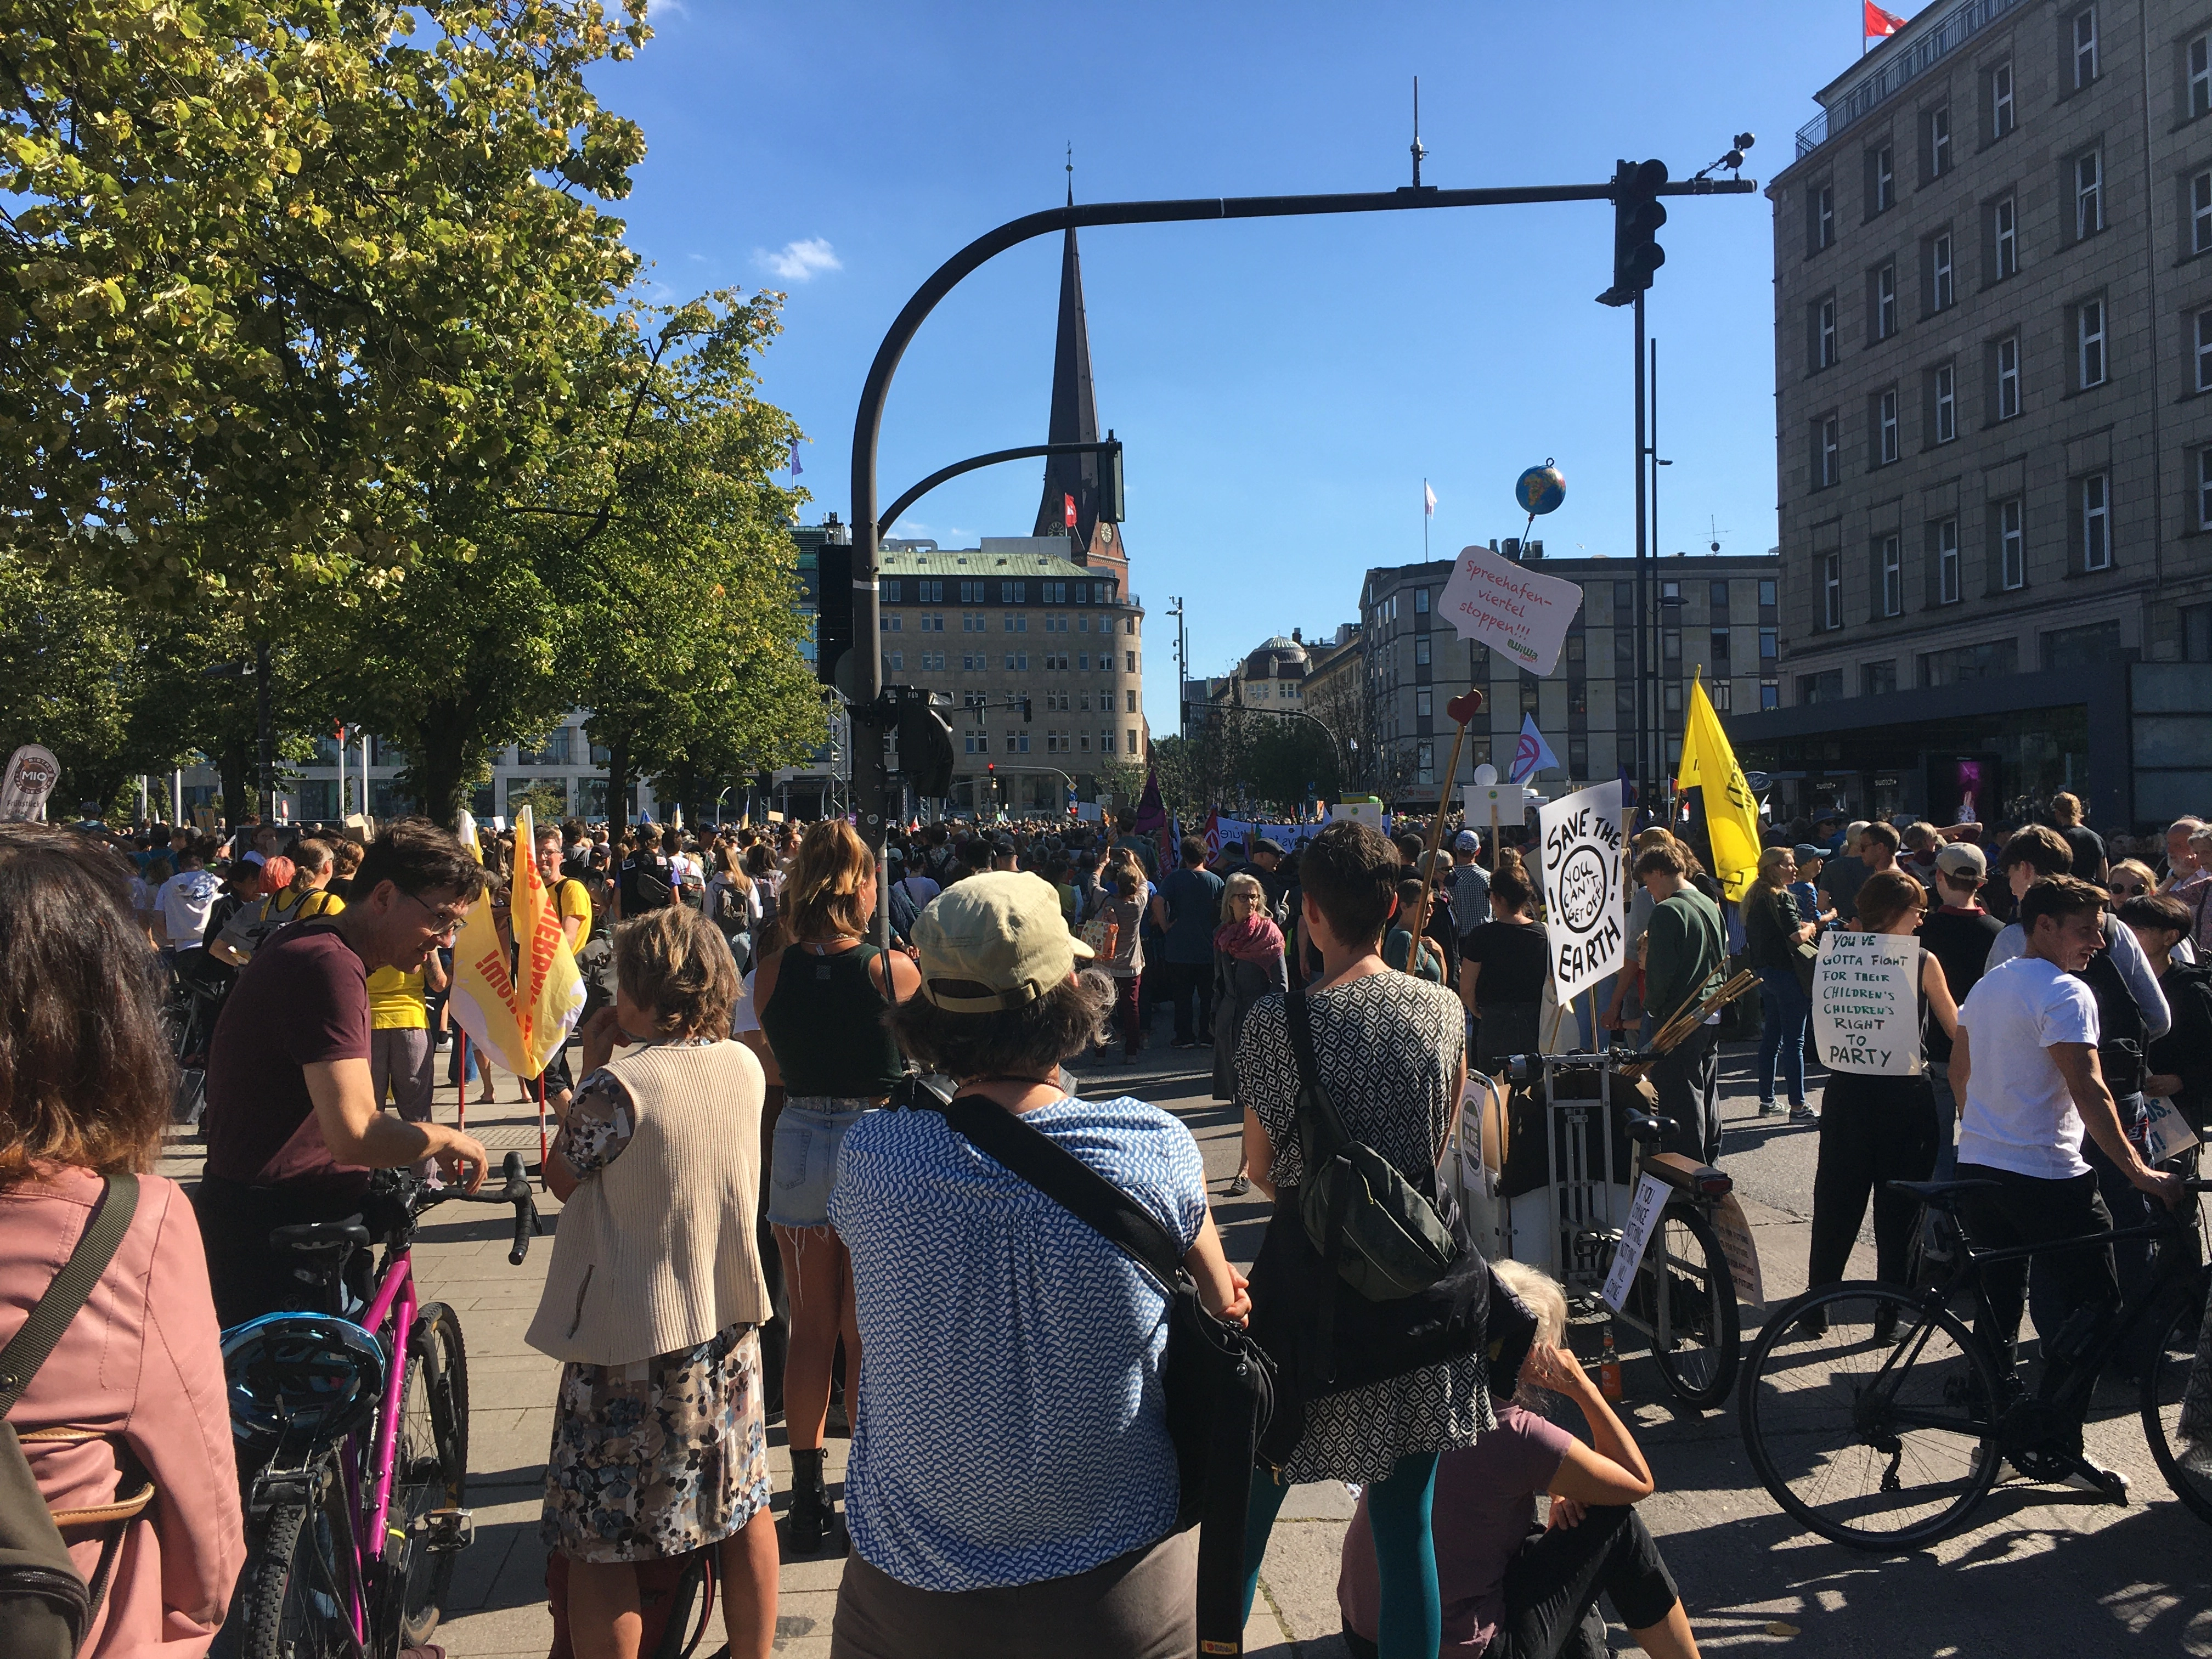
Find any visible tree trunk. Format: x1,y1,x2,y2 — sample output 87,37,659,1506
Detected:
218,740,249,830
412,708,473,830
603,735,630,831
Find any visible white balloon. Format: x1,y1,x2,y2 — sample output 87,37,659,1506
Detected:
1474,763,1498,786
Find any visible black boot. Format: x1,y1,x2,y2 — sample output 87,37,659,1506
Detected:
787,1448,831,1553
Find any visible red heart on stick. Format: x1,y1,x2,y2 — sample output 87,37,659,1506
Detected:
1444,689,1486,726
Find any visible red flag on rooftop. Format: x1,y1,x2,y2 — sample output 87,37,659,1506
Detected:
1865,2,1906,36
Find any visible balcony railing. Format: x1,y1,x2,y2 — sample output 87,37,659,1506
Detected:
1795,0,2027,157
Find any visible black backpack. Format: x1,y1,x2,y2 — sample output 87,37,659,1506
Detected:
0,1175,145,1659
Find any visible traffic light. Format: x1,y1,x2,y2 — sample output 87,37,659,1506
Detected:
1597,159,1668,308
894,690,956,798
813,517,854,688
1100,433,1126,523
1020,695,1034,724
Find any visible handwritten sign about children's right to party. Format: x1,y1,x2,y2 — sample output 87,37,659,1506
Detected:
1812,930,1923,1076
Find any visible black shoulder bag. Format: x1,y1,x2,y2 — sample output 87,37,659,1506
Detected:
933,1093,1273,1657
0,1174,145,1659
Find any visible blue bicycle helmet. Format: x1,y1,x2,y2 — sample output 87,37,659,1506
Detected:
221,1312,389,1454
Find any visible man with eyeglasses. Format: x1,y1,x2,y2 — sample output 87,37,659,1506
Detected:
195,818,494,1325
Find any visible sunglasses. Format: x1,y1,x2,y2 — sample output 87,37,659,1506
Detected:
2109,880,2145,895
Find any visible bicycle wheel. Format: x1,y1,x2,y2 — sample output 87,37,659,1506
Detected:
1738,1282,2001,1550
2141,1268,2212,1528
239,1477,359,1659
385,1301,470,1650
1637,1205,1740,1408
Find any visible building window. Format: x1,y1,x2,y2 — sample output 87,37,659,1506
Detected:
2075,151,2103,239
884,650,903,671
1879,534,1903,616
1991,60,2014,138
1995,332,2021,419
2186,603,2212,662
1812,181,1836,251
2199,448,2212,528
1993,194,2017,279
1937,517,1961,603
881,579,902,603
1870,143,1895,214
1876,388,1900,465
1813,295,1838,370
1417,741,1435,783
1414,635,1431,666
2197,309,2212,392
1661,578,1681,603
2080,472,2111,570
1415,687,1432,718
1997,497,2025,589
1821,551,1842,629
2073,7,2098,89
1709,680,1732,713
1816,413,1841,489
2194,171,2212,255
1929,103,1951,178
2076,297,2106,387
1864,660,1899,696
1759,578,1778,608
1933,360,1957,442
1709,579,1730,609
2193,32,2212,119
1126,727,1138,754
1874,262,1898,338
1921,638,2018,685
1760,627,1778,661
1929,232,1954,312
1761,681,1781,709
1126,690,1138,714
1798,669,1844,704
1414,587,1431,613
1710,627,1732,665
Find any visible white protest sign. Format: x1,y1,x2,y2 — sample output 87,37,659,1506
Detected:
1438,543,1585,677
2143,1097,2200,1165
1812,930,1923,1075
1601,1173,1673,1312
1537,780,1626,1003
0,744,61,822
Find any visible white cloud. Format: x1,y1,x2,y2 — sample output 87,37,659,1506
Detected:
753,238,842,283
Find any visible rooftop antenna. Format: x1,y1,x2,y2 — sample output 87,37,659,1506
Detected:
1065,141,1074,206
1409,77,1427,188
1707,515,1730,554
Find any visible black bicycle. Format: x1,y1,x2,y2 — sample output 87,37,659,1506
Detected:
1739,1175,2212,1550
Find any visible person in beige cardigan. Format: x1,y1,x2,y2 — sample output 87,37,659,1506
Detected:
529,905,777,1659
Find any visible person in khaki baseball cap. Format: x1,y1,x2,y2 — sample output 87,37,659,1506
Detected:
910,870,1093,1011
825,869,1250,1659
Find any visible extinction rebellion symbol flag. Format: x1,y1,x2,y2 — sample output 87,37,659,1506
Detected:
1537,778,1627,1005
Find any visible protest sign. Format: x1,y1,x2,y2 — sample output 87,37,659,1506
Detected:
0,744,60,822
1537,780,1626,1003
2143,1096,2200,1165
1438,543,1585,676
1812,930,1923,1075
1601,1173,1673,1313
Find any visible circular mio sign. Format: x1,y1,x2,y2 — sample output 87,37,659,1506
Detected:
1554,843,1612,935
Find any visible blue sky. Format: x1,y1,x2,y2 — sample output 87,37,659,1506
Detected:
588,1,1904,735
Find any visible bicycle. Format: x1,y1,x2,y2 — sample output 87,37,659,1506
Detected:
221,1153,544,1659
1495,1051,1741,1408
1737,1173,2212,1550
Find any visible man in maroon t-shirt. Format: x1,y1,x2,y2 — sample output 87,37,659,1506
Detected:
198,819,492,1324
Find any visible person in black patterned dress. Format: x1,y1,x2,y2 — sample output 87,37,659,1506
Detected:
1237,821,1486,1659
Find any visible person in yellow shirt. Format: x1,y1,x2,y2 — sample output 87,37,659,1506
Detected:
208,839,346,967
369,950,451,1173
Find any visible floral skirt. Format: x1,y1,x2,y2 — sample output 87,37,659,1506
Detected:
542,1323,771,1563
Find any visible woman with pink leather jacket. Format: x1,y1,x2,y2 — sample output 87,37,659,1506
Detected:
0,825,244,1655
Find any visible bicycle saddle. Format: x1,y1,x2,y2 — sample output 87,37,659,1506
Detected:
1626,1111,1680,1147
269,1218,370,1252
1887,1179,2000,1209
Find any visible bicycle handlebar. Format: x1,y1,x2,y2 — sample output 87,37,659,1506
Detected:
408,1151,544,1265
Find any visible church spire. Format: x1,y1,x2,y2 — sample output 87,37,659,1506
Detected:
1034,162,1107,558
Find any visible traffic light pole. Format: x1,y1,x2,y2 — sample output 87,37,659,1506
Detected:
845,171,1753,938
1633,289,1652,814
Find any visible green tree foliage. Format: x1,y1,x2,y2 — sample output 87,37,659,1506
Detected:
1243,718,1339,815
3,0,649,603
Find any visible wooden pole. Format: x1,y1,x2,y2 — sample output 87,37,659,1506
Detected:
1404,715,1471,959
455,1030,469,1132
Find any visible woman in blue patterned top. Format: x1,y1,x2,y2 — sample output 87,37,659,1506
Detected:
828,871,1247,1659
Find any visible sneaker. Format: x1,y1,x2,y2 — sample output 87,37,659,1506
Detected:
1757,1099,1779,1116
1790,1104,1818,1122
1172,1039,1198,1050
1224,1173,1251,1197
1790,1312,1829,1344
2063,1459,2130,1504
1871,1304,1902,1345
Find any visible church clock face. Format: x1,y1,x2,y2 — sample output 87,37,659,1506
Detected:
1095,522,1114,546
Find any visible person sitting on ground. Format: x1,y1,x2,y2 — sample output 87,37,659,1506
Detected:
828,872,1245,1659
1336,1260,1703,1659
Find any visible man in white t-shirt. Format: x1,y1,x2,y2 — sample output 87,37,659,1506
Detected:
1951,876,2182,1386
155,844,223,960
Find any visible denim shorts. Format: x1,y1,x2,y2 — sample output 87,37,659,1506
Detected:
768,1098,879,1229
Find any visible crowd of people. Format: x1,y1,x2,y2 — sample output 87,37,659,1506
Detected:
1,781,2207,1657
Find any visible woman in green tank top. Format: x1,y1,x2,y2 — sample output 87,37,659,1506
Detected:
752,821,921,1553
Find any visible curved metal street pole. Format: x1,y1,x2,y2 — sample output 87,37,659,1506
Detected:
845,173,1754,938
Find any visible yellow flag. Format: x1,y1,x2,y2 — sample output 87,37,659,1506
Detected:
448,806,584,1078
1675,674,1762,902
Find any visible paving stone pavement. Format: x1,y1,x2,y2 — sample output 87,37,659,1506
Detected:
170,1034,2212,1657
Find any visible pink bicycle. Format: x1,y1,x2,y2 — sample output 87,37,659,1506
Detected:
218,1153,542,1659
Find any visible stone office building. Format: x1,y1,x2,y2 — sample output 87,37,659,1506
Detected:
1732,0,2212,829
1356,546,1782,810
